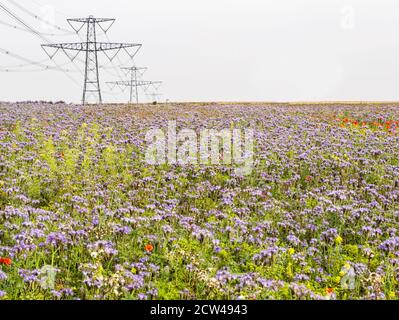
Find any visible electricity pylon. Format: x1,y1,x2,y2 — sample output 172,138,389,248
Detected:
121,66,148,104
107,80,162,104
41,16,142,104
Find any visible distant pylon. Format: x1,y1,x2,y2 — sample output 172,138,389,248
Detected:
41,16,142,105
107,80,162,104
121,66,148,104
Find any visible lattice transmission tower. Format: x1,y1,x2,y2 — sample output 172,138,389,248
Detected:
41,16,142,104
121,66,147,104
107,79,162,104
107,65,162,104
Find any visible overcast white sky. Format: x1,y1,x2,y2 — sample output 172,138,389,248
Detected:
1,0,399,103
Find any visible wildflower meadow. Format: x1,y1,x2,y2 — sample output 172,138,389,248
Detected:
1,102,399,300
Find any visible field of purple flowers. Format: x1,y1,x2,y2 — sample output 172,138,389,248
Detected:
1,102,399,300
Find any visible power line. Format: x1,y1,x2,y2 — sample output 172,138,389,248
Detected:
104,32,131,85
0,47,81,87
30,0,75,18
0,1,52,43
0,0,85,79
0,47,78,72
0,18,75,36
0,50,49,68
6,0,75,34
0,66,79,73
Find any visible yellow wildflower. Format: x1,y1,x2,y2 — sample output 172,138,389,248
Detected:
335,235,343,245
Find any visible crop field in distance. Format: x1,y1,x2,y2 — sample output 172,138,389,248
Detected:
1,102,399,300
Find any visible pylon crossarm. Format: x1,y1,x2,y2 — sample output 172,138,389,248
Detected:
123,45,142,59
41,45,59,59
145,81,162,92
61,47,81,62
102,46,122,62
107,81,159,87
121,67,148,71
97,43,141,52
66,20,86,33
42,43,84,51
41,43,141,53
96,19,116,34
68,18,115,23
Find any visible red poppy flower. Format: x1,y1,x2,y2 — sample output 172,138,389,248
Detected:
145,244,154,252
0,257,12,266
326,288,334,295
